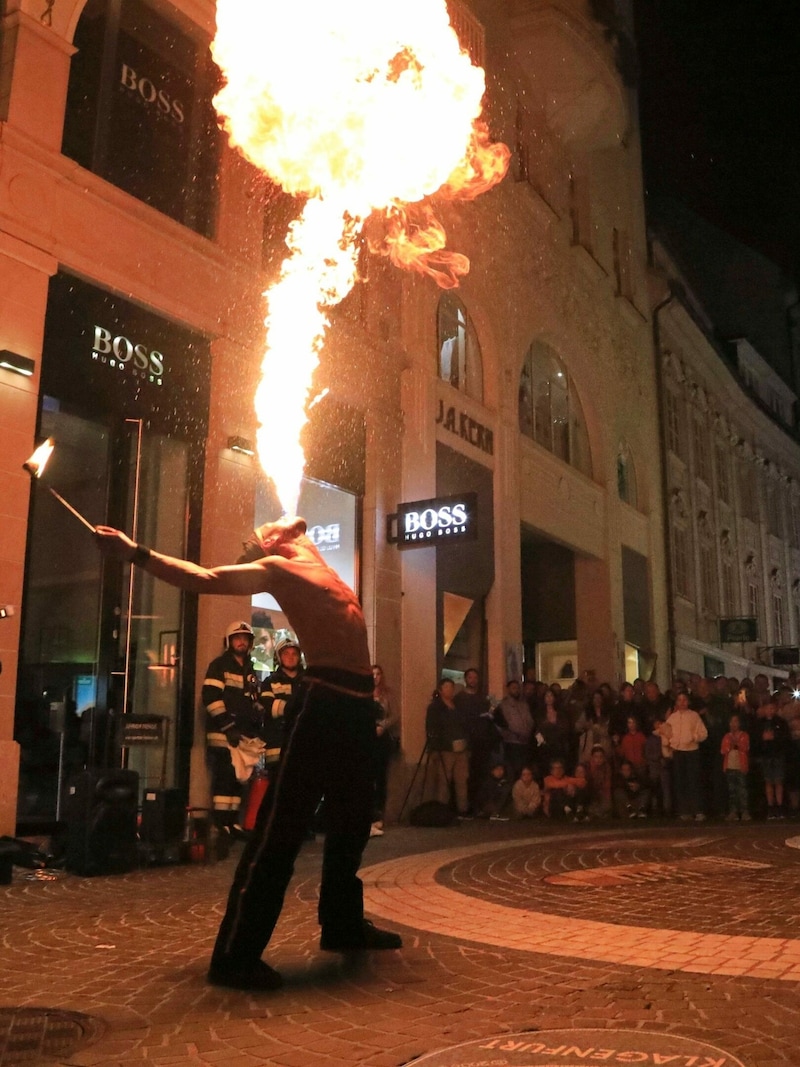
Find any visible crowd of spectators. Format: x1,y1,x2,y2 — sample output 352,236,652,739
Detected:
424,668,800,824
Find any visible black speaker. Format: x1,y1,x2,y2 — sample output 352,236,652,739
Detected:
140,788,185,862
64,769,139,876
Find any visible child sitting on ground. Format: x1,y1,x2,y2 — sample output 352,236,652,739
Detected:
511,766,542,818
543,759,587,820
571,764,589,821
585,744,612,818
475,762,512,820
613,758,650,818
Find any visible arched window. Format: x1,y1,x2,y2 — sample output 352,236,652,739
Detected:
437,295,483,402
617,445,637,507
518,341,591,476
62,0,220,236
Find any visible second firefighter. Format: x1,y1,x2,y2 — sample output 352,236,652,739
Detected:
203,621,265,834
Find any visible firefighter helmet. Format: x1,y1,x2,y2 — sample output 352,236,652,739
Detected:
225,621,254,649
274,635,300,661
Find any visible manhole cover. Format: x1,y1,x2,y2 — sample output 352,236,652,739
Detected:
0,1008,104,1066
407,1028,746,1066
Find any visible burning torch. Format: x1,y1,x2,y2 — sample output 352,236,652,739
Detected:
22,438,95,532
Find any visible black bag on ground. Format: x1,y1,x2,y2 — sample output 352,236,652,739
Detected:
64,769,139,875
409,800,457,827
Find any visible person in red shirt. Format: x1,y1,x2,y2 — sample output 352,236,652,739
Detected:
617,715,647,775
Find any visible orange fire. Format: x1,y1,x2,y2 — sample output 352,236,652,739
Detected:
22,437,55,479
212,0,510,514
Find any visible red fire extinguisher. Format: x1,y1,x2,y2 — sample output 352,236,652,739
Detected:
242,771,269,831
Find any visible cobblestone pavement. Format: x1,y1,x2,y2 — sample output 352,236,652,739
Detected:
2,819,800,1066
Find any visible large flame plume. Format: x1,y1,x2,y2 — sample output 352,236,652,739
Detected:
212,0,509,514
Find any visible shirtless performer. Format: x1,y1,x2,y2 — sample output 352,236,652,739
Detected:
94,515,402,991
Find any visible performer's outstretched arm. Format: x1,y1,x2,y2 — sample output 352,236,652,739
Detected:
94,524,273,597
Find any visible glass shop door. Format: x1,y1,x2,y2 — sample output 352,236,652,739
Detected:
16,404,189,824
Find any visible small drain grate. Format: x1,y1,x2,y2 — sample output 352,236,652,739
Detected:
0,1007,104,1066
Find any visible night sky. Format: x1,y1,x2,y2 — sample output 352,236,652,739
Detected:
635,0,800,283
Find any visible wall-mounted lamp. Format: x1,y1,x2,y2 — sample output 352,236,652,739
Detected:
227,435,255,456
0,350,35,377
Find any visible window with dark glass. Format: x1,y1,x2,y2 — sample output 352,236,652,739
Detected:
791,497,800,549
63,0,220,236
617,447,637,507
738,462,759,523
715,443,731,505
437,294,483,402
721,554,737,614
693,417,710,483
518,341,591,476
672,524,691,599
699,529,717,613
766,483,783,538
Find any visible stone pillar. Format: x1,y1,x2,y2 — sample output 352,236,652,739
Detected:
362,407,403,700
574,554,619,687
0,8,75,149
399,365,437,765
0,234,57,834
486,419,522,699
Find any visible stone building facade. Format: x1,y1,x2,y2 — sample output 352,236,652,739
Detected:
650,221,800,684
0,0,666,833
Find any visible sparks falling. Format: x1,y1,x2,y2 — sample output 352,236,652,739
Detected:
212,0,509,515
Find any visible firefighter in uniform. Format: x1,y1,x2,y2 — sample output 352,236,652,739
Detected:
203,621,264,834
260,635,304,769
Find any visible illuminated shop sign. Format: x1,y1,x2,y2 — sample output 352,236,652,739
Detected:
307,522,341,554
387,493,478,549
41,273,209,434
91,325,165,385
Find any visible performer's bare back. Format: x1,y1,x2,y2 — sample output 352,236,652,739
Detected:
247,551,371,671
94,516,371,674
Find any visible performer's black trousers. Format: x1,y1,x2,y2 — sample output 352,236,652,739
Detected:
211,673,376,970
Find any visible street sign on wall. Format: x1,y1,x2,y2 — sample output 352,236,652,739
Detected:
719,617,758,643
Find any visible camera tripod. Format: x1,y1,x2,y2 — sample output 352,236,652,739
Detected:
397,738,453,821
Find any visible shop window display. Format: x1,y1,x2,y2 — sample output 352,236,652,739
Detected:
63,0,220,236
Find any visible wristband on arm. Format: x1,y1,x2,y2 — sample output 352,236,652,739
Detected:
132,543,152,566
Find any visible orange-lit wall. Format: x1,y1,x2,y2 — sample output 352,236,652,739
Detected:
0,0,667,832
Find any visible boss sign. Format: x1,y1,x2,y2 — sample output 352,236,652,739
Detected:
393,493,478,549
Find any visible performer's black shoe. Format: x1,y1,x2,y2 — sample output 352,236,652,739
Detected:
207,959,283,991
320,919,403,952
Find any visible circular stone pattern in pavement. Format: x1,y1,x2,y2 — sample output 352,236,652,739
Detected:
435,832,800,938
361,829,800,981
0,1007,104,1066
407,1028,745,1067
